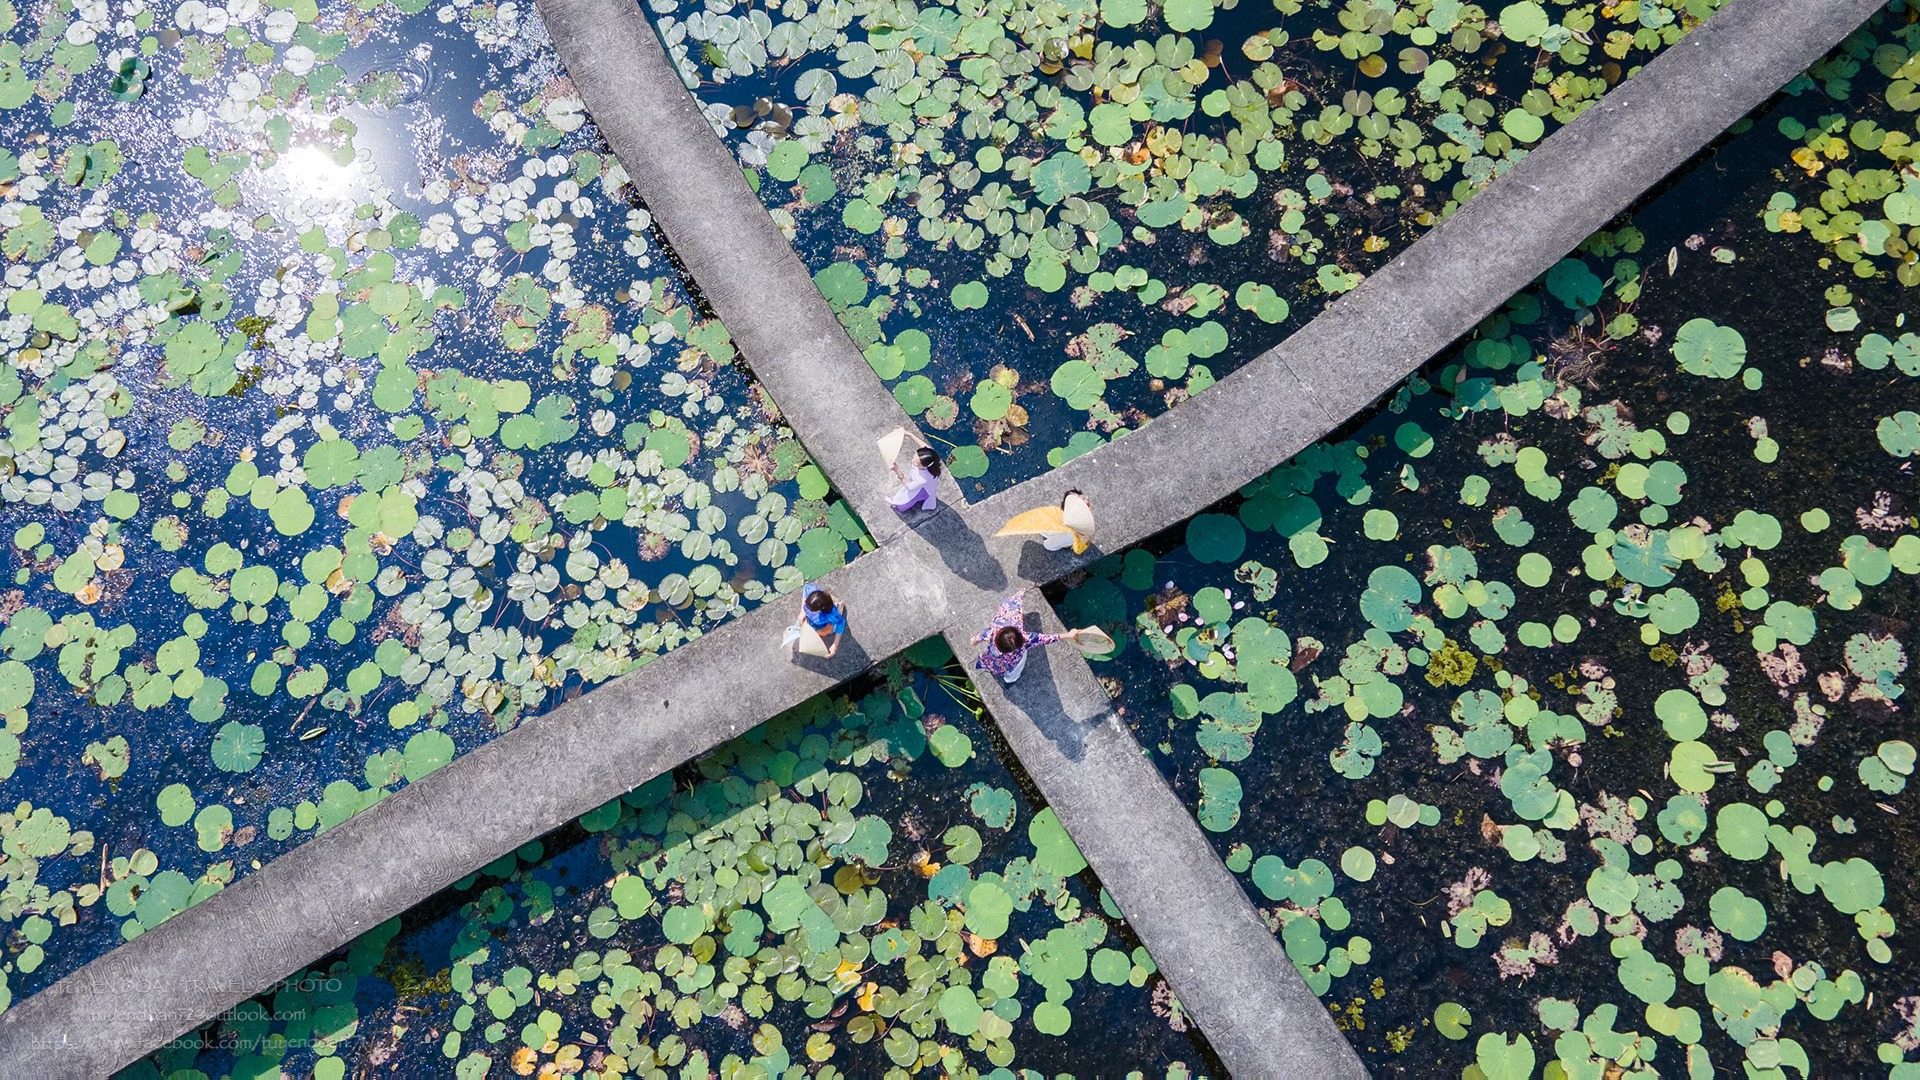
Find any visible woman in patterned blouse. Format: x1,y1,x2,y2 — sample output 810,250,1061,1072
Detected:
971,591,1063,684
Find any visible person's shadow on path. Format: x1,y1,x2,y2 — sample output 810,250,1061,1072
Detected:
788,633,873,679
993,637,1093,764
904,506,1007,593
1015,542,1102,584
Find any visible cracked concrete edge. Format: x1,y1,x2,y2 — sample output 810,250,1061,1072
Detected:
962,0,1886,573
0,544,944,1077
943,599,1366,1078
535,0,949,542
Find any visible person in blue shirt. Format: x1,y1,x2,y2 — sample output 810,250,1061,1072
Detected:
799,584,848,657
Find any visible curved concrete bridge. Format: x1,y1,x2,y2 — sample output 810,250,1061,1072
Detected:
0,0,1885,1074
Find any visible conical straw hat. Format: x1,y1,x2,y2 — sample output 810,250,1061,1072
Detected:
1067,627,1115,654
876,427,909,468
1061,493,1095,536
794,626,831,656
996,505,1067,538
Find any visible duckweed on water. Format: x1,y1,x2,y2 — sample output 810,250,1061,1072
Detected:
0,0,867,1010
649,0,1728,488
131,647,1216,1079
1054,8,1920,1074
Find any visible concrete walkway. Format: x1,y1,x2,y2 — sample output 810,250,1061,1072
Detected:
0,0,1882,1072
968,0,1891,564
0,544,944,1077
945,606,1366,1076
539,0,934,540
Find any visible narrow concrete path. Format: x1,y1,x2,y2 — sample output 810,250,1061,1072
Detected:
0,544,945,1077
538,0,941,540
970,0,1889,559
0,0,1882,1072
945,605,1367,1077
535,5,1368,1068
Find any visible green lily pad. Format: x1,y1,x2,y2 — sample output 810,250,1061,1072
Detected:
0,661,32,712
1050,360,1104,410
1498,2,1551,42
1656,689,1708,741
1714,803,1769,860
661,905,707,945
1029,808,1089,877
1672,318,1747,378
1474,1032,1535,1080
1164,0,1215,32
951,281,989,309
1187,514,1247,564
929,724,973,766
1196,766,1242,831
210,721,265,773
765,141,808,182
970,381,1012,421
157,783,196,828
1656,795,1707,845
1359,566,1422,632
1818,858,1884,915
1877,411,1920,457
1339,846,1376,882
1710,886,1768,941
939,985,983,1035
1435,1001,1472,1040
964,880,1014,939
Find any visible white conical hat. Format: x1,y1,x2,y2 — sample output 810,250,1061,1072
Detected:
1061,492,1095,536
1066,627,1115,654
794,627,831,656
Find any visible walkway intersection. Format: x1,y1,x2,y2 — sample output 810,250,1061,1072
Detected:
0,0,1884,1074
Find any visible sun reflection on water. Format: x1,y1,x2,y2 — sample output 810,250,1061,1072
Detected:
268,145,368,209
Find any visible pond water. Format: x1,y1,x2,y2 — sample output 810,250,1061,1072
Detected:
1049,8,1920,1075
13,0,1920,1070
126,645,1219,1079
642,0,1728,492
0,0,868,1012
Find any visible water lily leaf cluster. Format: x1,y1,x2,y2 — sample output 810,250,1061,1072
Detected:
1763,37,1920,288
0,0,866,1009
646,0,1725,488
131,650,1210,1077
1061,18,1920,1069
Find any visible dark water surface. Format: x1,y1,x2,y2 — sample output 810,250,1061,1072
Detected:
1048,10,1920,1074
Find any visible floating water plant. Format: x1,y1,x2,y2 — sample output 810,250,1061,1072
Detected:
644,0,1728,489
0,0,866,1008
1055,13,1920,1069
